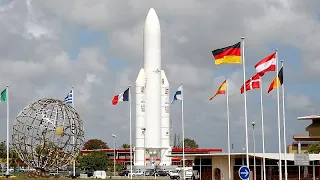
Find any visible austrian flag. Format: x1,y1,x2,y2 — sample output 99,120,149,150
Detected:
240,74,261,94
112,88,129,105
254,52,277,76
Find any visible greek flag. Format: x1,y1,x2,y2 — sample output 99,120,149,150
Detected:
171,85,182,104
64,89,73,104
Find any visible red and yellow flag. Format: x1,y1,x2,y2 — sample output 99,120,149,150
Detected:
209,80,227,100
268,67,283,93
212,42,241,65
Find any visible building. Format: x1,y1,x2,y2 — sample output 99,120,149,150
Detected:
287,141,317,154
293,115,320,142
167,153,320,180
286,115,320,154
80,148,222,167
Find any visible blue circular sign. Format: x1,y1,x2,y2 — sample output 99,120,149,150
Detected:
238,166,250,180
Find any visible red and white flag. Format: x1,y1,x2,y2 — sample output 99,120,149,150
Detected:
240,73,261,94
254,52,276,76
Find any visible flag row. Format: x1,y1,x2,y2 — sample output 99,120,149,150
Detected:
210,41,283,100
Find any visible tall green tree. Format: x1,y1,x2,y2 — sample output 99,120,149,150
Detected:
173,134,182,148
108,161,123,172
9,150,21,167
307,142,320,154
173,134,199,148
121,144,130,148
83,139,109,150
184,138,199,148
79,151,109,171
0,142,6,158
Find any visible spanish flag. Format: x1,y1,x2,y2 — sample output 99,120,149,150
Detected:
268,67,283,93
209,80,227,100
212,42,241,65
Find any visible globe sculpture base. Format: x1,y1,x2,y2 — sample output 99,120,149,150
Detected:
27,170,50,178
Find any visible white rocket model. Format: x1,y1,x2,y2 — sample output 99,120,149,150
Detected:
135,8,171,166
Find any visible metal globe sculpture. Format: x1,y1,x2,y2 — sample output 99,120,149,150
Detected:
12,98,85,172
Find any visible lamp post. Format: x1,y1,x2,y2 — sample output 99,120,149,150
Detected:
252,122,256,180
112,134,116,177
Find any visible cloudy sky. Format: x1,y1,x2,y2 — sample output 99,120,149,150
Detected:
0,0,320,153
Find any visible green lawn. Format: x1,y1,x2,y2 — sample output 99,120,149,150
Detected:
0,173,169,179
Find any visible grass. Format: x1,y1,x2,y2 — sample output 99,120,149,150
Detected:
0,173,170,179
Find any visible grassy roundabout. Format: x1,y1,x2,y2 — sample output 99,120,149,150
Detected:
0,173,171,179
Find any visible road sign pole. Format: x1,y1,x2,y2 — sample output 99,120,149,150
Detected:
298,141,301,180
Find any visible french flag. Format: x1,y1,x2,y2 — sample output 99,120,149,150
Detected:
112,88,129,105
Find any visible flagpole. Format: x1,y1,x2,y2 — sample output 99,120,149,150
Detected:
275,50,282,180
71,86,75,177
226,79,231,180
129,85,133,179
181,82,185,180
260,78,266,180
241,37,249,167
6,85,9,176
281,60,288,180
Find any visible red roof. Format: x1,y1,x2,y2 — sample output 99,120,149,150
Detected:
81,148,222,153
172,148,222,153
108,157,181,162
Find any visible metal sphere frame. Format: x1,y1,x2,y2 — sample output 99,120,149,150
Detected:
12,98,85,171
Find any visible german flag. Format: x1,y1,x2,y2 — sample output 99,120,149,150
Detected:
212,42,241,65
268,67,283,93
209,80,227,100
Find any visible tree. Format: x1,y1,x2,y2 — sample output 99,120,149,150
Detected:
184,138,199,148
173,134,199,148
121,144,130,148
108,161,124,172
83,139,109,150
9,150,21,167
79,151,109,171
173,134,182,148
307,142,320,154
0,142,6,158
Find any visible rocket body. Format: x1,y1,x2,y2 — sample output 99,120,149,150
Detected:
135,8,171,166
143,8,161,149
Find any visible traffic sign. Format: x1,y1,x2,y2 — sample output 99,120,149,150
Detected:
238,166,250,180
294,154,310,166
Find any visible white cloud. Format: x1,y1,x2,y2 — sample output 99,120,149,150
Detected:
286,94,312,111
0,0,319,153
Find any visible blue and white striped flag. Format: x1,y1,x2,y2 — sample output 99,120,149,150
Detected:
170,85,182,104
64,89,73,104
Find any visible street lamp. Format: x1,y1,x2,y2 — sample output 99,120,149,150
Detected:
252,122,256,180
112,134,116,177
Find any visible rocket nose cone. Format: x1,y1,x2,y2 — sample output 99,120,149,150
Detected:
148,8,156,16
145,8,159,24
